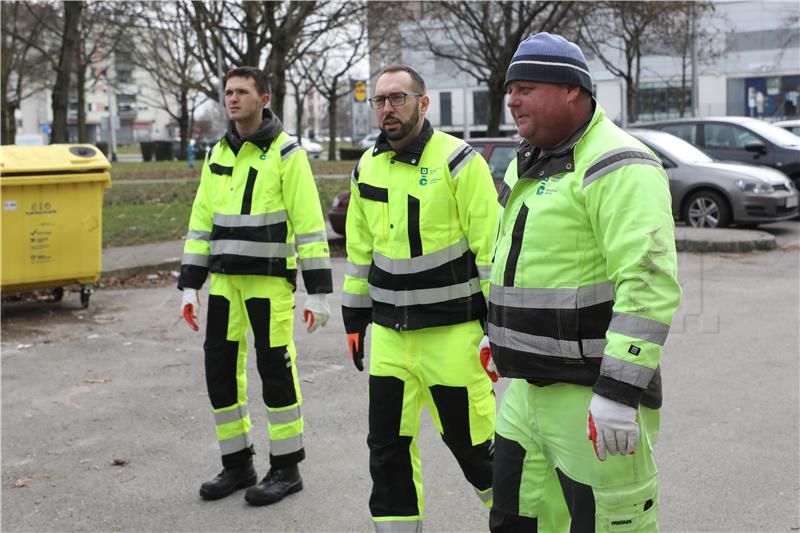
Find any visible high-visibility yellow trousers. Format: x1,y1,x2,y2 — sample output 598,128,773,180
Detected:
204,274,304,469
368,320,496,532
490,379,660,532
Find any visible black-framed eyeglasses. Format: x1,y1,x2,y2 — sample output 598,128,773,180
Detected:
368,92,422,109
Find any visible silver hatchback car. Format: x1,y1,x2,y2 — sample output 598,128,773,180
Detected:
629,129,799,228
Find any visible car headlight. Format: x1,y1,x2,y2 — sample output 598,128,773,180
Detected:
734,179,774,194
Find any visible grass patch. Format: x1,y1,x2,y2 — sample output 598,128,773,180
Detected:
310,159,356,175
103,177,349,248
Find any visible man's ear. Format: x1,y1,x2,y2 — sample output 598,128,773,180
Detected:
420,94,430,114
565,85,582,104
261,92,271,108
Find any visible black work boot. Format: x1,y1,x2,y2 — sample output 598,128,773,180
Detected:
244,464,303,506
199,461,258,500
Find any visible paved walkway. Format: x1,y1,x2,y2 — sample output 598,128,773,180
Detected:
101,226,776,275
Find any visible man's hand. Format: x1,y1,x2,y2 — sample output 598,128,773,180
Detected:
347,331,366,371
587,394,640,461
478,335,498,382
303,293,330,333
181,288,200,331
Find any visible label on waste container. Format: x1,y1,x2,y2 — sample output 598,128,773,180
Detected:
4,200,16,211
28,223,54,263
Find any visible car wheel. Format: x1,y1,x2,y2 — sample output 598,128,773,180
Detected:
682,190,731,228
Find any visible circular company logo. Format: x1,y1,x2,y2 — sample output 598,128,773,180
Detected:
419,177,428,186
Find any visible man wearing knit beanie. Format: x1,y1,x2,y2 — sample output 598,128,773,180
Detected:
484,33,681,532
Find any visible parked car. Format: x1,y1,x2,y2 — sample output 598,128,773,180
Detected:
631,116,800,187
287,134,323,159
773,119,800,136
328,137,519,236
358,132,381,149
629,129,799,228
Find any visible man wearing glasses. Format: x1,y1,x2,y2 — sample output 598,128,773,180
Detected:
341,64,499,531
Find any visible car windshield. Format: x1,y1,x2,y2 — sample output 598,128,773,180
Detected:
640,132,714,164
740,119,800,147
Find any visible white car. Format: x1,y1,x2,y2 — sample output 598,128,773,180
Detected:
358,132,380,149
773,119,800,136
288,134,323,159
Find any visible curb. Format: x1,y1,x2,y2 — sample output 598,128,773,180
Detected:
674,227,776,253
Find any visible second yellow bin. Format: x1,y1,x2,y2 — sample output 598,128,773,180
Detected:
1,144,111,307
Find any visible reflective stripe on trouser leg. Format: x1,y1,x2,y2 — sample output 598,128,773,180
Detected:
493,379,660,532
206,274,253,468
241,276,305,468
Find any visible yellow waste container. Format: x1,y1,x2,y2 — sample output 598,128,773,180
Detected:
1,144,111,307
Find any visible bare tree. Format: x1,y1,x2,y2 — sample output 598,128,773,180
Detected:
580,1,679,124
287,55,319,145
307,12,370,160
50,1,83,143
183,1,353,122
0,2,51,144
413,1,579,136
128,2,207,158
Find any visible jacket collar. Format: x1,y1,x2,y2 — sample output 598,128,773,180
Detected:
223,108,283,155
371,119,433,166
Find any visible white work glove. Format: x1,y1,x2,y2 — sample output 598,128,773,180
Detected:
587,393,640,461
181,288,200,331
478,335,498,382
303,293,330,333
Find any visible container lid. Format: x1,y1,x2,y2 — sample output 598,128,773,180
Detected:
0,144,111,176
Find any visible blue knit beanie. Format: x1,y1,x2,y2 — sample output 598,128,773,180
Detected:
505,32,593,94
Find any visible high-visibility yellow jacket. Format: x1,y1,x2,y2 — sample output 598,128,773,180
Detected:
489,103,681,409
342,120,498,333
178,110,332,294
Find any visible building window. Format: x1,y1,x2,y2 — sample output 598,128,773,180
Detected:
440,92,452,126
473,91,488,125
636,84,692,121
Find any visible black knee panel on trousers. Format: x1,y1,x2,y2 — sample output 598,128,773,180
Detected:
368,375,417,518
255,346,296,408
492,434,527,515
244,297,271,347
204,295,240,409
489,507,539,533
556,468,596,533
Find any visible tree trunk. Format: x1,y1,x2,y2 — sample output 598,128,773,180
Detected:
1,101,17,145
294,93,305,143
76,33,87,142
178,87,189,160
327,90,338,160
51,1,82,143
270,67,287,123
626,78,637,125
486,75,506,137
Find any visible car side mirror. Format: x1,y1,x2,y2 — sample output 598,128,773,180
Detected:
745,140,767,155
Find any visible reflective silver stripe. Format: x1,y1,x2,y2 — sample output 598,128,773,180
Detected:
343,292,373,308
267,406,301,425
477,265,492,281
583,147,661,187
582,338,608,356
372,238,469,275
475,486,493,503
370,277,481,307
374,520,422,533
488,323,583,358
214,404,250,426
299,257,331,270
270,434,303,455
210,240,293,258
186,230,210,241
346,261,370,279
509,58,592,78
296,230,327,245
219,432,253,455
450,147,476,178
608,312,670,346
281,144,301,161
213,211,288,227
182,253,210,267
600,357,656,388
489,282,614,309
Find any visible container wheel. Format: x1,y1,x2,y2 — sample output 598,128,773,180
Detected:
52,287,64,302
80,285,93,308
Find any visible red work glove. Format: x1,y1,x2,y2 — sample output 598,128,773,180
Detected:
181,288,199,331
478,335,499,382
347,332,365,372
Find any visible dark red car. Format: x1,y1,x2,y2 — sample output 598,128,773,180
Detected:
327,138,518,236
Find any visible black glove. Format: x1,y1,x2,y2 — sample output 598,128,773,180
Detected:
342,306,371,372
